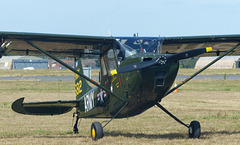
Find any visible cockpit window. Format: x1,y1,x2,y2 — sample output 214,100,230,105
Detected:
105,49,117,75
115,41,137,63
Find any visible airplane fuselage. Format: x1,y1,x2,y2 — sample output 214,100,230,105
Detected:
78,53,179,118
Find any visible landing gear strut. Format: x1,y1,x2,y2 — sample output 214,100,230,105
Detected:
73,111,80,134
156,103,201,138
90,101,128,140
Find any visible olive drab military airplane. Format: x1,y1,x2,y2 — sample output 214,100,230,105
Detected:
1,32,240,140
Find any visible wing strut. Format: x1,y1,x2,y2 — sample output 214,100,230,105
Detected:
24,40,126,103
164,43,240,98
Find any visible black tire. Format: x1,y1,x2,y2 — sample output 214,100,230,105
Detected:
189,120,201,138
91,122,104,140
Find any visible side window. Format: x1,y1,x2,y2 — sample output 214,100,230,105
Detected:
101,57,107,76
105,49,117,75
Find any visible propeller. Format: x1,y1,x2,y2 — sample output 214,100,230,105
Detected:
111,47,212,75
167,47,212,62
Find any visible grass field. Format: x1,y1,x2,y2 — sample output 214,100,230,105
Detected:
0,69,99,77
0,70,239,144
177,68,240,75
0,68,240,77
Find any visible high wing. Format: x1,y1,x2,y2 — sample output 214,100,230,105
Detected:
2,32,240,57
162,35,240,56
12,97,80,115
0,31,114,57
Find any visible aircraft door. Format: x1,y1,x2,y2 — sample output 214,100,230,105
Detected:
98,49,118,110
104,49,124,113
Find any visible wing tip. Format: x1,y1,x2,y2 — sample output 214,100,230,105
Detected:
12,97,75,115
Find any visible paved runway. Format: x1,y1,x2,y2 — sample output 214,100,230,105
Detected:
0,75,240,81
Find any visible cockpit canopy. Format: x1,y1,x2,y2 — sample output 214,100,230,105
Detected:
115,37,163,61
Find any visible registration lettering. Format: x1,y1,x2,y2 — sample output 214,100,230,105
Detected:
84,92,94,112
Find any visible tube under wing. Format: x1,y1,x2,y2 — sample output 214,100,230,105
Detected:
12,97,80,115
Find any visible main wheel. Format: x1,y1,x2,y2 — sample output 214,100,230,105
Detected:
189,120,201,138
91,122,104,140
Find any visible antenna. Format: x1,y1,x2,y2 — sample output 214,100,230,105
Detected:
108,30,112,37
135,33,145,53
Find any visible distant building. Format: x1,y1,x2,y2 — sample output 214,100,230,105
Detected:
48,59,97,69
0,56,20,69
195,56,240,69
236,60,240,68
12,59,48,70
82,59,97,68
0,56,98,70
0,56,48,70
48,59,74,69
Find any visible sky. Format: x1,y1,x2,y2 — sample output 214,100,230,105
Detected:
1,0,240,37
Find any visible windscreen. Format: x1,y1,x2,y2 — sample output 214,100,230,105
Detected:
115,37,163,62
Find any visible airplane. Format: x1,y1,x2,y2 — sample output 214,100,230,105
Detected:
0,31,240,140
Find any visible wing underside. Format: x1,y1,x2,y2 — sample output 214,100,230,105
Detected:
12,97,80,115
162,35,240,56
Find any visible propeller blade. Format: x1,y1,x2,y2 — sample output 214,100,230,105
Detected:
111,55,167,75
115,59,158,73
167,47,212,62
111,47,212,75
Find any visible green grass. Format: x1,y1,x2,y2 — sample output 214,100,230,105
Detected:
1,79,239,93
0,69,100,76
0,69,73,76
178,80,240,91
0,80,74,93
178,68,240,75
200,111,240,120
0,68,239,77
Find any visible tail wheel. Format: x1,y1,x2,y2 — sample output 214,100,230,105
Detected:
189,121,201,138
91,122,104,140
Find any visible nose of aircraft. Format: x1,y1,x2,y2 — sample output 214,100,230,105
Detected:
118,53,179,101
139,57,179,101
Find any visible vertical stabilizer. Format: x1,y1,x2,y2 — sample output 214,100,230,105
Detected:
75,58,92,100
